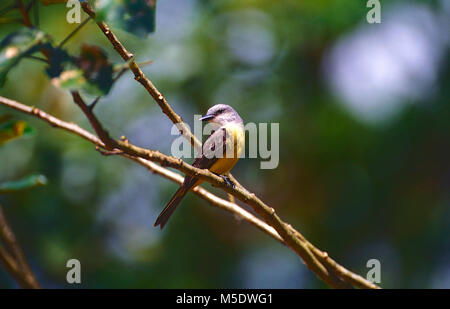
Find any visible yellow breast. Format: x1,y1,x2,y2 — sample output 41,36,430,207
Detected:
209,123,245,175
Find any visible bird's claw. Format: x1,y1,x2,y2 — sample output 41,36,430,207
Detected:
222,175,236,189
212,173,236,189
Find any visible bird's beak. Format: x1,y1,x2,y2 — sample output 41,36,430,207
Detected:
200,114,214,122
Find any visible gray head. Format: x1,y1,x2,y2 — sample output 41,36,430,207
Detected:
199,104,243,126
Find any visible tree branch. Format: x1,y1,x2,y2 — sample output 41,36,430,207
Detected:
0,204,40,288
67,92,355,288
0,95,379,289
80,2,201,151
2,0,379,289
15,0,32,27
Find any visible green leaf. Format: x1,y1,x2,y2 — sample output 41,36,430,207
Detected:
95,0,157,37
76,44,114,94
45,46,73,78
49,44,114,96
0,28,50,85
0,175,47,193
0,119,36,145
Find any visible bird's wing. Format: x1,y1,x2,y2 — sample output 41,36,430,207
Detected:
183,128,228,189
154,128,228,229
193,127,228,169
181,127,227,189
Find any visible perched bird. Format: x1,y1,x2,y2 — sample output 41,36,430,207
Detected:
154,104,245,229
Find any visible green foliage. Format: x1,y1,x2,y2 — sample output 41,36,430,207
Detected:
47,44,115,96
44,46,72,77
0,174,47,193
0,28,50,85
0,115,46,195
0,14,116,95
0,115,35,145
0,0,448,289
95,0,157,37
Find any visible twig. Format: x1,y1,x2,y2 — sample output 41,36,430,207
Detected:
0,244,23,285
0,96,101,144
57,16,91,48
80,2,202,151
70,91,116,149
227,193,235,204
25,55,48,63
68,91,351,287
2,0,379,289
15,0,31,27
88,66,128,111
95,146,123,156
0,95,380,289
0,204,40,288
114,59,154,73
80,1,249,211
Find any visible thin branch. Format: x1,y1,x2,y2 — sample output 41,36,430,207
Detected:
0,95,379,289
0,204,40,288
95,146,123,156
80,2,202,151
15,0,31,27
5,0,379,288
227,193,235,204
25,55,48,63
0,244,24,285
70,91,116,149
130,155,286,240
88,66,129,111
0,95,282,244
80,1,247,220
0,96,101,144
0,0,378,289
68,91,353,288
57,16,91,48
114,59,154,73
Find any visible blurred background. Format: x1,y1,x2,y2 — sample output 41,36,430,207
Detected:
0,0,449,288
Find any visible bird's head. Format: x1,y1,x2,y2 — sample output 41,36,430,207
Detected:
199,104,242,126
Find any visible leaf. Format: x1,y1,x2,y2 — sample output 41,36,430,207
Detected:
45,46,73,78
0,175,47,193
0,28,50,85
1,29,115,95
0,119,35,145
95,0,157,37
76,44,114,93
49,44,114,96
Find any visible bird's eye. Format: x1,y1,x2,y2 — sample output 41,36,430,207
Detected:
215,108,225,115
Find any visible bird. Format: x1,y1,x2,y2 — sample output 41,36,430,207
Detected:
154,104,245,229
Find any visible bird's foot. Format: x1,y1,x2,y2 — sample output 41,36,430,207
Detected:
214,174,235,189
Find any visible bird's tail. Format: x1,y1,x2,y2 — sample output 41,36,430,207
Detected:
154,185,189,229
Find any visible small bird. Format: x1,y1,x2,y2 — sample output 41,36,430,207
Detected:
154,104,245,229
